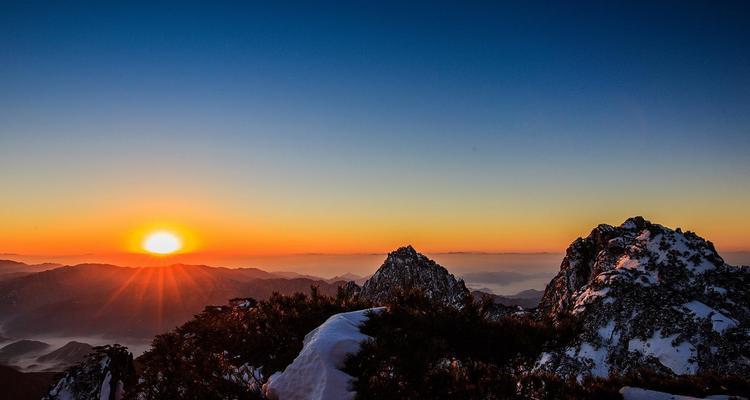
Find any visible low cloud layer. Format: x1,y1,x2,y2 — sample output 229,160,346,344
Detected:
461,270,554,285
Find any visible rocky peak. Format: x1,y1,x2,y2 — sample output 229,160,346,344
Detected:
538,216,726,319
536,217,749,379
386,244,420,259
358,245,469,308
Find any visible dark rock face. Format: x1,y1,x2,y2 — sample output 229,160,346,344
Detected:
338,280,362,300
43,344,135,400
536,217,750,379
359,246,469,308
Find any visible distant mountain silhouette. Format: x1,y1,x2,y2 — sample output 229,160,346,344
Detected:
272,271,367,285
36,341,94,371
471,288,544,308
271,271,330,281
510,288,544,299
328,272,367,285
0,260,61,281
0,263,344,339
0,340,51,365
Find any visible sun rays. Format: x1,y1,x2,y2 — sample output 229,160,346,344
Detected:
93,263,215,334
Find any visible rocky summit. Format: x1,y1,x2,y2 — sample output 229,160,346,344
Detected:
536,217,750,379
357,245,470,308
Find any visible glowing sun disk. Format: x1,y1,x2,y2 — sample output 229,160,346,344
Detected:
143,231,182,254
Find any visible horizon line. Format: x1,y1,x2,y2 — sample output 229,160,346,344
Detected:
4,249,750,259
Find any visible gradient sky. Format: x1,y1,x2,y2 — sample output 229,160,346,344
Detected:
1,1,749,261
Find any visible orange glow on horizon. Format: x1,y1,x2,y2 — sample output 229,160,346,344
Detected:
1,210,748,268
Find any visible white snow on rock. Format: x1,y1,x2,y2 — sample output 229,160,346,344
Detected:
572,342,609,378
615,255,658,286
627,330,697,375
705,286,727,295
536,352,553,368
46,380,75,400
682,301,737,333
621,220,638,230
572,287,610,314
619,386,741,400
99,371,112,400
264,307,384,400
598,319,619,343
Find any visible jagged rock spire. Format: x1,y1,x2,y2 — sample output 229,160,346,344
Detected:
358,245,469,307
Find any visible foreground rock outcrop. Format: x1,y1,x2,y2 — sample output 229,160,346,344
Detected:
43,345,135,400
537,217,750,379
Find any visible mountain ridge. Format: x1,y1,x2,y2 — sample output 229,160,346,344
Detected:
0,263,345,338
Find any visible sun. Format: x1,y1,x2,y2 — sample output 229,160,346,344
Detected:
142,231,182,255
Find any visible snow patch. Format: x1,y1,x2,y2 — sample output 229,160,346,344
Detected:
622,220,638,230
705,286,727,295
47,379,74,400
627,330,697,375
636,230,651,242
577,342,609,377
615,255,658,285
264,308,384,400
598,319,620,343
536,352,553,368
99,371,111,400
620,386,739,400
683,301,714,319
572,287,610,314
616,257,644,271
646,233,668,265
682,301,737,333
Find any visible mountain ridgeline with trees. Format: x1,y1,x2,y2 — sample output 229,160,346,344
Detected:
42,218,750,399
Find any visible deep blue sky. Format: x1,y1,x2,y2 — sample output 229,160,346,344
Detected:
1,1,749,255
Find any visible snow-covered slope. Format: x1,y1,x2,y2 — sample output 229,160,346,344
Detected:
358,245,469,307
263,308,383,400
43,345,134,400
537,217,750,379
